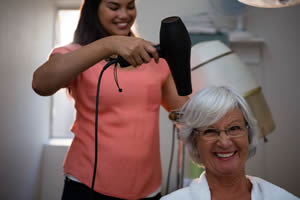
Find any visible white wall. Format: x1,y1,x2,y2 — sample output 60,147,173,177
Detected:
0,0,55,199
0,0,299,199
134,0,211,43
246,6,300,194
40,143,69,200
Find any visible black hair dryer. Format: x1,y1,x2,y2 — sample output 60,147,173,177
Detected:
117,16,192,96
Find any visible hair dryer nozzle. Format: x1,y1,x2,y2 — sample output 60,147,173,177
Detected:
160,16,192,96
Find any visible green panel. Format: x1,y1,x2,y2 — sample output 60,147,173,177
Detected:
187,159,204,178
190,32,229,47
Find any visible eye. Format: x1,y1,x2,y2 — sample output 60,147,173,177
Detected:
229,125,242,131
127,3,135,9
109,6,118,11
108,3,119,11
127,0,135,9
203,129,218,136
227,125,244,136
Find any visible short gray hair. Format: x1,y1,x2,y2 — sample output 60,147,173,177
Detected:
177,86,258,166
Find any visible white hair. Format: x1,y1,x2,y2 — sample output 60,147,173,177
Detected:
177,86,259,166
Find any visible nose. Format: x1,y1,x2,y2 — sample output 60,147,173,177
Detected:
118,8,129,19
216,131,233,148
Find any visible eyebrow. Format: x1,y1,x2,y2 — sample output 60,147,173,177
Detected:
206,119,244,129
106,0,119,5
106,0,135,5
128,0,135,4
227,119,244,125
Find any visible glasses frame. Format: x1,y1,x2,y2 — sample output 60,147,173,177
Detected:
193,125,249,141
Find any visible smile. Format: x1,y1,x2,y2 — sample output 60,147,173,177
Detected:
215,151,237,159
115,22,129,28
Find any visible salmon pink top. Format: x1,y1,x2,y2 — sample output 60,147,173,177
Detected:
51,43,170,199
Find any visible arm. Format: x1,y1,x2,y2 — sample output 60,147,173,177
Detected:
161,74,189,112
32,35,159,96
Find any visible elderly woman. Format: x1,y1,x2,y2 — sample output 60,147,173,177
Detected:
161,86,299,200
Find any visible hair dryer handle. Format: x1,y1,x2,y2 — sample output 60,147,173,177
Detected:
116,45,161,68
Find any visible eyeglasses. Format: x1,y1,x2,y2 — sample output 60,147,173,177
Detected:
193,125,249,141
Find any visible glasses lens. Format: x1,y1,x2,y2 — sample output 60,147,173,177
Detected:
202,129,219,139
196,124,247,141
228,125,245,137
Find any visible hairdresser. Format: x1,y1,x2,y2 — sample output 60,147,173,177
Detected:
32,0,188,199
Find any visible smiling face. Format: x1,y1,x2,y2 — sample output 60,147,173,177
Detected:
196,108,249,176
98,0,136,36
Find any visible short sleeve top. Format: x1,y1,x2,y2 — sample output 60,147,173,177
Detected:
51,43,170,199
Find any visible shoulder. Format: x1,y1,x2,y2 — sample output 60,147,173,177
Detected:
160,187,193,200
156,58,170,74
161,174,211,200
51,43,81,55
249,176,299,200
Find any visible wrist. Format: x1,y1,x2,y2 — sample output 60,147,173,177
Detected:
95,36,115,58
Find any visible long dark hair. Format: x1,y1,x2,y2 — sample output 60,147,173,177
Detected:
73,0,110,45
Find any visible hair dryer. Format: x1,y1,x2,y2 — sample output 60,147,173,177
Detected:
117,16,192,96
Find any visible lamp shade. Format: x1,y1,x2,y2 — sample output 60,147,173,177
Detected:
190,40,275,138
238,0,300,8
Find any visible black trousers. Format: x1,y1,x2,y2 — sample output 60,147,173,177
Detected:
61,177,162,200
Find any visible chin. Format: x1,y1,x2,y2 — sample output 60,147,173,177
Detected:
113,29,131,36
214,162,241,174
218,165,244,176
219,169,238,176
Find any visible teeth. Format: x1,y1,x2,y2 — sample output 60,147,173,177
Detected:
117,23,128,28
216,152,234,158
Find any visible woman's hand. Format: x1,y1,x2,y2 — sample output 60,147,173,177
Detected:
103,36,160,67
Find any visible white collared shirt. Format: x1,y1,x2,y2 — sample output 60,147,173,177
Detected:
161,172,299,200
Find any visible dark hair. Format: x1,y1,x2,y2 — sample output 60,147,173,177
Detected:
73,0,110,45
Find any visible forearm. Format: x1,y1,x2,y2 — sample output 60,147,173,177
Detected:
161,75,189,112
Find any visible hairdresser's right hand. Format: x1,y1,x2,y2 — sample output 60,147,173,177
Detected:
104,36,159,67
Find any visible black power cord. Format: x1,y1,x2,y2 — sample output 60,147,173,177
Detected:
91,59,118,193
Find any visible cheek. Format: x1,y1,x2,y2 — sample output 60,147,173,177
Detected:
128,10,137,22
197,141,211,161
98,14,113,33
98,7,112,24
239,139,249,160
132,10,137,18
98,10,105,25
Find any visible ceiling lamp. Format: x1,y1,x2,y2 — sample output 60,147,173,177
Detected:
238,0,300,8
